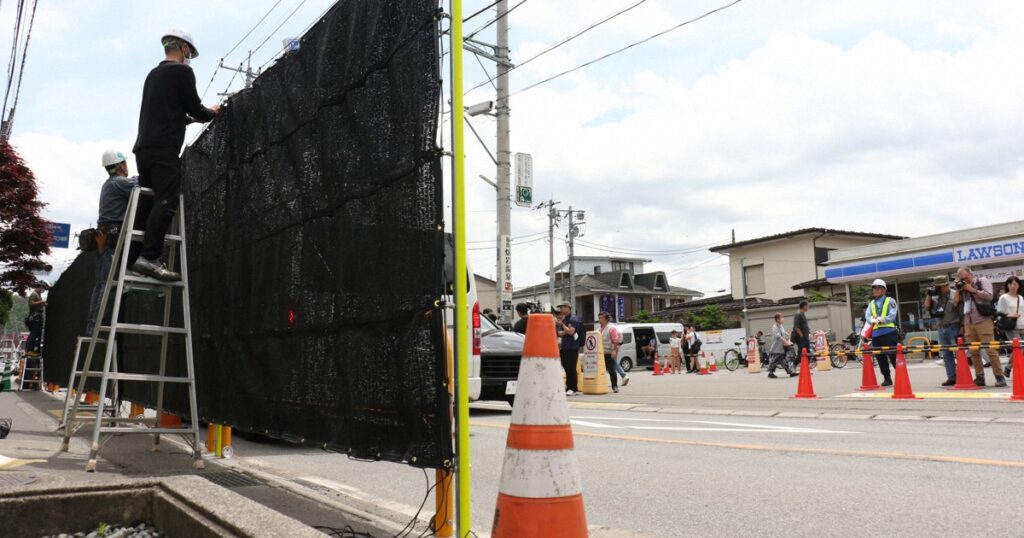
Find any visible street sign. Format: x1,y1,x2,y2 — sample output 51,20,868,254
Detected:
283,38,300,52
499,235,512,312
582,334,599,376
516,186,532,205
514,153,532,207
47,222,70,249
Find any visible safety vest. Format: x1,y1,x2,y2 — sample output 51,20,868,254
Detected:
869,297,896,329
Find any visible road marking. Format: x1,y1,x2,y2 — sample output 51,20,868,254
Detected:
569,416,854,434
568,402,639,410
469,420,1024,469
838,392,1010,399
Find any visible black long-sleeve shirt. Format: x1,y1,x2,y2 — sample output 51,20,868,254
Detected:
133,61,215,153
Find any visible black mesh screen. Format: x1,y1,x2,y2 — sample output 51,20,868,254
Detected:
45,0,449,467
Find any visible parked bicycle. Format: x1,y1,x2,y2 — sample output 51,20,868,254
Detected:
723,337,807,371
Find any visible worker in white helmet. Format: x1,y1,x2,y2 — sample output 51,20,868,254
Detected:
129,27,221,281
86,150,138,334
863,278,898,386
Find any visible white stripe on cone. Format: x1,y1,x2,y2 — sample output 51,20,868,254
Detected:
511,357,571,426
498,448,583,498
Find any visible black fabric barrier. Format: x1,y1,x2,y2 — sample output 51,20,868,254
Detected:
42,252,94,387
46,0,449,467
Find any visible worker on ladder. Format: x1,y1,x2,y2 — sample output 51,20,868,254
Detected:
129,28,220,281
87,150,138,335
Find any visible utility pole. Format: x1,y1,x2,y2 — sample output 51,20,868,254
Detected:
536,200,560,307
218,52,258,97
740,256,750,341
567,207,576,312
494,0,512,324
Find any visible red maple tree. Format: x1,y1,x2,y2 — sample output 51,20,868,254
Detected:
0,140,51,293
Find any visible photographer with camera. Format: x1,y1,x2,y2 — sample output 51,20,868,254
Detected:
923,275,961,386
955,266,1007,387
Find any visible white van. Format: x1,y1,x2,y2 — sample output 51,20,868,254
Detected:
611,322,685,371
443,235,482,401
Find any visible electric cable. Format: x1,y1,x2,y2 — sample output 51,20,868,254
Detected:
466,0,648,93
3,0,35,131
465,0,528,40
574,238,718,255
201,0,286,100
509,0,744,96
2,0,26,119
251,0,311,60
463,0,500,23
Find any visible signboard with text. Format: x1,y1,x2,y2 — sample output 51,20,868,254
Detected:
499,235,512,312
514,153,532,207
47,222,71,249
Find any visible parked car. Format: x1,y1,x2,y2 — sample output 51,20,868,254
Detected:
611,322,684,372
478,314,524,405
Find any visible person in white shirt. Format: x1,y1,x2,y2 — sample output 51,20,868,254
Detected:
997,276,1024,378
685,326,701,372
669,330,682,374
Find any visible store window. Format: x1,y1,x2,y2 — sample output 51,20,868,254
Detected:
632,296,644,314
653,298,665,311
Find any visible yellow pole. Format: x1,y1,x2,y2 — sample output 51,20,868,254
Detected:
450,0,471,535
215,424,223,458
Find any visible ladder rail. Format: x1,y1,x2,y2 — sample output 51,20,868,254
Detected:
176,195,205,462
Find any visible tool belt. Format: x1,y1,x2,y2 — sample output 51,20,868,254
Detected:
96,223,121,253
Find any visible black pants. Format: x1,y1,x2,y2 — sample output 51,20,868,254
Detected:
26,313,43,352
872,331,898,378
560,348,579,392
604,354,618,390
130,148,181,264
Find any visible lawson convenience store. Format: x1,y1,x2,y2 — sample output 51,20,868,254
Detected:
823,221,1024,335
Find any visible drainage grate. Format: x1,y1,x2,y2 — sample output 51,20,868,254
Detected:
200,471,262,488
0,471,37,488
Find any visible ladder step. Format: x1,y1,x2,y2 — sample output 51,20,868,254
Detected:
100,324,188,335
80,372,193,383
118,274,185,288
98,427,196,434
129,230,182,242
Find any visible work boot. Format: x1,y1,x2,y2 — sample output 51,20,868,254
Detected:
132,257,181,281
881,376,893,387
941,378,956,387
767,372,778,379
974,376,985,387
994,376,1007,387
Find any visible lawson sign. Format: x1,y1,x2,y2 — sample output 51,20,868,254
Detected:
825,237,1024,283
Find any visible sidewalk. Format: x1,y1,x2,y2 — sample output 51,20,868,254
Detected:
0,390,394,536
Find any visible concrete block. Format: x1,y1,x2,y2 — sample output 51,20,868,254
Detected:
658,408,697,414
693,409,735,416
729,410,778,417
928,416,993,423
994,417,1024,424
819,413,874,420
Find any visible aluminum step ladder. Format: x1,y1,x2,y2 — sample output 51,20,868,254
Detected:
60,187,204,472
18,355,43,390
58,336,123,432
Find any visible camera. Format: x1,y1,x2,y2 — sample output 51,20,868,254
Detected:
925,287,936,295
954,279,966,290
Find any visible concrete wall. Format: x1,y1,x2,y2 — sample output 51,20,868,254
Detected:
746,301,852,342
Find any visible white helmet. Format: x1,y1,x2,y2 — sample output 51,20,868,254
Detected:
871,278,887,289
162,27,198,58
101,149,126,169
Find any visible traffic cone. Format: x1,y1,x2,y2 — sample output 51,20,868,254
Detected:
709,352,718,372
949,337,981,391
891,344,921,400
791,348,817,399
698,352,710,375
159,413,183,428
857,343,882,391
1011,338,1024,402
492,314,587,537
652,356,663,376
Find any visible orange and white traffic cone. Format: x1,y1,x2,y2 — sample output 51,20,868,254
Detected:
492,314,588,538
858,343,882,391
698,352,710,375
709,352,718,372
891,344,921,400
1011,338,1024,402
652,355,663,375
791,348,817,399
949,338,981,391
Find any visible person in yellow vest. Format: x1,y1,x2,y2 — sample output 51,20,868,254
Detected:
864,278,897,386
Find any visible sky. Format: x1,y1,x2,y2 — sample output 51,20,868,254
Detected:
6,0,1024,298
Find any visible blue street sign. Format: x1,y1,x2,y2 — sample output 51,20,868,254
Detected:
47,222,71,249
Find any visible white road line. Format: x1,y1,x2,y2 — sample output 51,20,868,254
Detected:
568,415,858,434
569,419,618,429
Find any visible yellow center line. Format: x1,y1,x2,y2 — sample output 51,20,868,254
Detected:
470,420,1024,469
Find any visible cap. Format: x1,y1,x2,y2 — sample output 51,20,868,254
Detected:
932,275,949,287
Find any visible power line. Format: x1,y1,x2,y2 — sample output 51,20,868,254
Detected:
251,0,310,60
468,235,546,251
466,0,529,40
256,0,337,73
574,238,717,255
466,0,648,94
201,0,287,100
5,0,35,121
510,0,745,96
464,0,500,23
467,230,546,244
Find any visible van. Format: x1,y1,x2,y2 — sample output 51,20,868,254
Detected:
442,235,482,401
611,322,685,371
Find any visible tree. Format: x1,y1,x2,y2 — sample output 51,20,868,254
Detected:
0,288,12,326
0,141,51,293
686,304,736,330
632,309,661,322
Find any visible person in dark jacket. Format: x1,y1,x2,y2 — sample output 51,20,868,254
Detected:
512,303,529,335
130,28,220,281
792,301,811,369
556,302,584,396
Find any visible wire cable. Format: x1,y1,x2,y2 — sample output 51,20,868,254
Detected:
465,0,528,40
4,0,35,127
2,0,26,119
464,0,500,23
201,0,286,100
466,0,648,93
251,0,311,64
510,0,744,96
574,238,718,255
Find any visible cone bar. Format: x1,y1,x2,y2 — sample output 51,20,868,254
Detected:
491,314,588,537
791,348,817,399
1011,338,1024,402
857,343,882,391
949,337,982,391
891,344,921,400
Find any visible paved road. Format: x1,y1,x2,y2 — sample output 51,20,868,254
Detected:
224,399,1024,537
